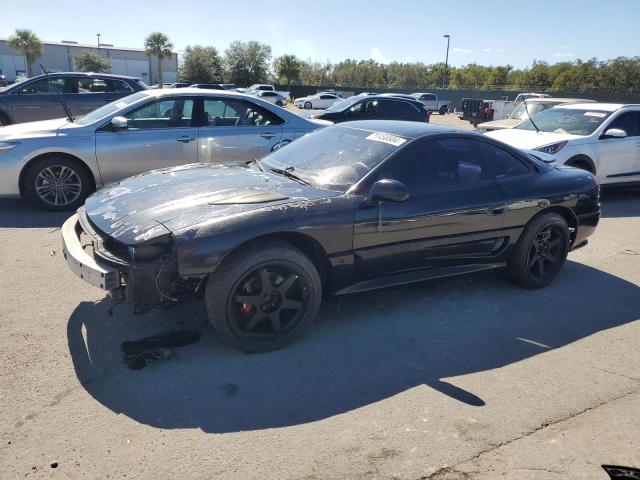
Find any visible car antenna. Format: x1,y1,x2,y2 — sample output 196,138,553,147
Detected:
40,64,74,123
522,98,540,133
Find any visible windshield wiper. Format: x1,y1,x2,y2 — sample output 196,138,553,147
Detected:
269,166,311,186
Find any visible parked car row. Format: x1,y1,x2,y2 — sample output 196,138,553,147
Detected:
3,77,638,353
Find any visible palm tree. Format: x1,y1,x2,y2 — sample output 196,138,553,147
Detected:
144,32,174,87
8,29,43,77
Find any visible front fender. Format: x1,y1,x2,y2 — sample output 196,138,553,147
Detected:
174,196,355,276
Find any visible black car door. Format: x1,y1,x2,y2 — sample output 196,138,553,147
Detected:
352,137,530,278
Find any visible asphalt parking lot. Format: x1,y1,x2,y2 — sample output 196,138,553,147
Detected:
1,140,639,478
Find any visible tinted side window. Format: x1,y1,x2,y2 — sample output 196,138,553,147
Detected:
421,94,436,101
203,99,283,126
18,78,64,94
86,79,133,93
608,112,639,137
383,100,418,118
376,138,529,193
125,98,194,129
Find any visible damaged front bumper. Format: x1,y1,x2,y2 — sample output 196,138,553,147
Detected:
61,213,121,290
61,210,186,312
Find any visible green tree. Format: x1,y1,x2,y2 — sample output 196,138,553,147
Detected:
179,45,223,84
8,29,43,77
224,40,272,86
274,54,301,89
73,51,111,73
144,32,173,86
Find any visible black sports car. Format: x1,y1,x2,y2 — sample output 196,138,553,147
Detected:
61,121,600,352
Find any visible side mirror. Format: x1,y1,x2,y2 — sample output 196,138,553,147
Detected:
366,179,409,206
111,116,129,130
602,128,626,139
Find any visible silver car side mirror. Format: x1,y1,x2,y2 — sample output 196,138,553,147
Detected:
602,128,626,139
111,116,129,130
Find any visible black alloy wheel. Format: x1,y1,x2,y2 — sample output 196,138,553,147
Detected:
206,241,321,352
229,264,309,340
526,224,566,281
507,212,570,288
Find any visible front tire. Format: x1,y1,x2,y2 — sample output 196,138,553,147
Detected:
275,100,283,107
205,240,322,352
304,101,312,110
23,156,93,211
506,212,570,288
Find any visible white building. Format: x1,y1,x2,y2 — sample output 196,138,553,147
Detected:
0,39,178,84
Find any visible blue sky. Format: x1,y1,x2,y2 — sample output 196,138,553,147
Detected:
2,0,638,67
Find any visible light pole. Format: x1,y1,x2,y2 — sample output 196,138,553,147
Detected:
96,33,101,52
442,34,450,88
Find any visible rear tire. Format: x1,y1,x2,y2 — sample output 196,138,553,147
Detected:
0,112,10,126
275,100,283,107
205,240,322,352
304,101,312,110
23,156,93,211
439,105,448,115
506,212,570,289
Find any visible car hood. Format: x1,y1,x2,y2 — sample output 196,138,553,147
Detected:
84,163,339,245
485,128,581,149
0,117,74,141
476,119,522,132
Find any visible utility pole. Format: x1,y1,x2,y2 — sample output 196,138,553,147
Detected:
442,34,450,89
96,33,101,52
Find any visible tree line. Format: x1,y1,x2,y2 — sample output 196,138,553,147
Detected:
182,45,640,93
7,29,640,92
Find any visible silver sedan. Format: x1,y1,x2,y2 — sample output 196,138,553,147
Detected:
0,89,324,210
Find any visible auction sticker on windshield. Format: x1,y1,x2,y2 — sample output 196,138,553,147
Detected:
366,132,407,147
584,111,607,117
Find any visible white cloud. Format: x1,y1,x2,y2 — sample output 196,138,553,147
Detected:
452,47,473,55
483,48,491,53
559,45,567,49
553,52,575,58
403,55,413,63
370,47,388,64
498,48,504,53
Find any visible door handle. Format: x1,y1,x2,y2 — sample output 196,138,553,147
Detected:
260,132,276,139
176,136,196,143
488,205,506,215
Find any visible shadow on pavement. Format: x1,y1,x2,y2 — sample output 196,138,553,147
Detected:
600,187,640,219
0,199,71,228
67,261,640,433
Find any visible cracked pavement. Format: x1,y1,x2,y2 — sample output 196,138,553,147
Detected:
0,171,639,478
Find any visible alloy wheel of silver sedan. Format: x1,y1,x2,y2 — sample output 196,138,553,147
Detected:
35,165,83,207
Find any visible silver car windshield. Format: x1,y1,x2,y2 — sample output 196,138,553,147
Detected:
260,125,406,191
509,102,553,120
516,108,612,136
74,92,149,125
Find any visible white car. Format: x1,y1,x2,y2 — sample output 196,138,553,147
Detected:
295,93,341,110
485,103,640,186
254,90,287,106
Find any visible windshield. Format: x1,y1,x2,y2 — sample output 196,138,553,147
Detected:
509,102,554,120
516,108,612,136
74,91,149,125
325,96,362,113
260,125,407,191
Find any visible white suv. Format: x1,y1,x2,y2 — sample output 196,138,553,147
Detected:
486,103,640,185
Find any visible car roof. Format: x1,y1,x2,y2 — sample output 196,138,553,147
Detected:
337,120,466,139
34,72,140,81
554,103,628,111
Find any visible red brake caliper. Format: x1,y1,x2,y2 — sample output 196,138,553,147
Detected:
240,281,254,316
